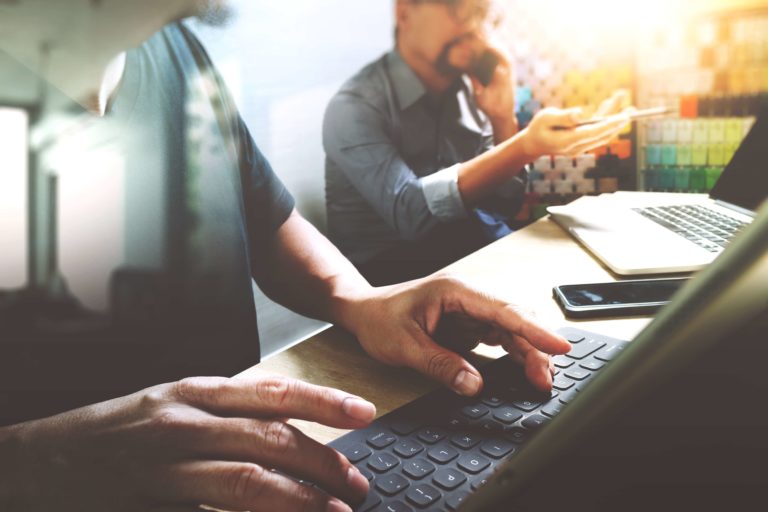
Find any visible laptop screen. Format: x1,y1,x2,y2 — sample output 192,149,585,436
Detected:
709,108,768,212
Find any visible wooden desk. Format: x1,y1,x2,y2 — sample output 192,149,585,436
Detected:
253,216,652,445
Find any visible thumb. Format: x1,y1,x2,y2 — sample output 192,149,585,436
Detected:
555,107,584,126
406,332,483,396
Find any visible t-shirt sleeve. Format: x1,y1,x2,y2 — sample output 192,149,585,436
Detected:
176,22,295,283
236,116,296,281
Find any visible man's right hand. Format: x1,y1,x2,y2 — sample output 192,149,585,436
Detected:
0,374,375,512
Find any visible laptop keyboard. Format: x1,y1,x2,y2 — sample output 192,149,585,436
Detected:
325,328,628,512
633,204,749,253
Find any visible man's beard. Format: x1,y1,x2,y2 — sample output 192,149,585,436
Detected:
197,0,235,27
434,36,470,78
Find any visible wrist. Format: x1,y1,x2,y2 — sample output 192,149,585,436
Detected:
327,276,381,337
490,114,518,144
516,127,542,162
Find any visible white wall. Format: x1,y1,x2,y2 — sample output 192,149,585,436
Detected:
190,1,394,358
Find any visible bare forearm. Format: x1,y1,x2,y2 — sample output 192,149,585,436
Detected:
491,115,519,145
259,210,376,334
457,127,535,206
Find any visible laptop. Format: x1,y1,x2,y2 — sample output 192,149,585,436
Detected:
329,200,768,511
546,108,768,275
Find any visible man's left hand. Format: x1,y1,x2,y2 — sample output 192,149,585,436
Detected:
344,275,571,396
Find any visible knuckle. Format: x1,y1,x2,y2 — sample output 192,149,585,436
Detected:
426,350,457,379
257,377,295,408
262,420,297,454
149,407,188,432
295,486,326,512
140,384,171,410
173,376,227,404
320,446,349,479
229,463,268,502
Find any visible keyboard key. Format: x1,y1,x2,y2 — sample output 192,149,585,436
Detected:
368,431,397,449
376,473,410,496
356,492,382,512
559,389,578,404
595,342,629,362
427,444,459,464
479,419,505,433
553,377,575,391
433,468,467,490
542,401,565,417
403,458,436,480
368,452,400,473
521,414,549,430
361,468,374,481
504,427,529,444
382,501,413,512
493,406,524,424
564,369,591,381
511,398,541,412
447,491,471,510
481,395,504,407
389,419,421,436
339,443,372,463
553,355,575,369
580,360,604,371
445,416,468,429
480,438,516,459
565,338,606,360
406,483,442,508
394,439,424,458
461,404,489,419
471,476,489,490
417,428,446,444
561,331,585,343
458,453,491,474
450,432,481,450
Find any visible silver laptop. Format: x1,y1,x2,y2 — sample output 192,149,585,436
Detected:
547,109,768,275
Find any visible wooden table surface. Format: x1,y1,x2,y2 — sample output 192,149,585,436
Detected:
251,216,652,445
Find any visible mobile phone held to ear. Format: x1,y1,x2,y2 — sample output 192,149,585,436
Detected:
553,277,690,319
471,50,499,86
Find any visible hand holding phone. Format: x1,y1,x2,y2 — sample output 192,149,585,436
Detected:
470,50,500,87
552,107,677,131
553,277,690,318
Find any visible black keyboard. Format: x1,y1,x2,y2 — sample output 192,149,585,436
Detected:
633,204,749,253
327,328,629,512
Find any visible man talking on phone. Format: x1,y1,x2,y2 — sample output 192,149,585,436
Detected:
324,0,631,285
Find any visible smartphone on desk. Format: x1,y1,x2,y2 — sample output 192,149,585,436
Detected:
553,277,690,319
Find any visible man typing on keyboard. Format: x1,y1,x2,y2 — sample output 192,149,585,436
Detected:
0,2,570,512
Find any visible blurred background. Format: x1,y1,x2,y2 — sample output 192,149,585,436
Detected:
2,0,767,357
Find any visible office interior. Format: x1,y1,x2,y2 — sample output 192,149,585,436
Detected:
1,0,767,358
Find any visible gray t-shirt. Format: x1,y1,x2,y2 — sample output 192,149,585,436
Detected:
0,23,295,424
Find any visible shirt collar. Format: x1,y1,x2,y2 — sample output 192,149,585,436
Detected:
386,50,427,111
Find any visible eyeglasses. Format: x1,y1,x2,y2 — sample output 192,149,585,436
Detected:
412,0,504,29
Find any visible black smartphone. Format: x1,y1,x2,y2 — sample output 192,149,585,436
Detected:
471,50,499,86
553,277,690,319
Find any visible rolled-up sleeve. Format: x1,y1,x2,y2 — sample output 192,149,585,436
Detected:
323,92,467,240
420,163,467,221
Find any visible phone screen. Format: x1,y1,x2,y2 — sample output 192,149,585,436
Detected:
558,278,688,307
